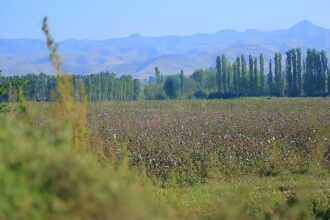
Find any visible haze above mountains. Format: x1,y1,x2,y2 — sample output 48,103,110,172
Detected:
1,20,330,78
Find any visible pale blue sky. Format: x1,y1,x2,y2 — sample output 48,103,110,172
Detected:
1,0,329,40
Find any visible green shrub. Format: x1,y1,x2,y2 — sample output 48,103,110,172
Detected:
0,116,174,220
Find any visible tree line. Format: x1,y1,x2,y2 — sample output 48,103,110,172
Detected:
144,48,330,99
0,48,329,101
211,48,329,98
0,72,142,102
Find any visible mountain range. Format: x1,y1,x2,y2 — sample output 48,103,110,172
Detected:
1,20,330,78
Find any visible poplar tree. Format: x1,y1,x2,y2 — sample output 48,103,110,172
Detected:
320,51,328,96
233,62,238,95
216,56,222,92
222,55,227,93
236,56,241,96
253,57,258,96
259,54,265,95
303,59,306,96
286,51,293,96
180,70,185,94
133,79,141,100
296,48,302,96
292,50,298,96
248,55,254,96
227,63,232,93
267,59,273,95
241,55,248,96
155,67,161,84
274,53,279,96
304,49,312,96
278,53,284,96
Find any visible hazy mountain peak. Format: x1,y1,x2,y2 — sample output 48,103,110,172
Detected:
128,33,144,38
290,20,323,31
217,29,238,33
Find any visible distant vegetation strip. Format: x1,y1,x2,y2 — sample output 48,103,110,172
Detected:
0,48,329,101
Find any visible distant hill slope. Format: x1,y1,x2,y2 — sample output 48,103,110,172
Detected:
1,20,330,78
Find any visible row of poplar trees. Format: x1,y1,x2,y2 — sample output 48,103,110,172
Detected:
216,48,330,97
0,72,142,102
